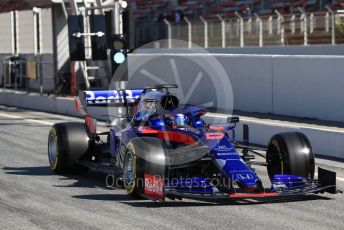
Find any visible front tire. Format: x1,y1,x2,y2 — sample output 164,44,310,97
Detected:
266,132,315,180
123,137,167,198
48,122,90,174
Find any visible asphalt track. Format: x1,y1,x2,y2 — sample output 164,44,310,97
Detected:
0,105,343,230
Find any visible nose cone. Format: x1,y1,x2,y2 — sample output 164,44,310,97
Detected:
234,173,259,191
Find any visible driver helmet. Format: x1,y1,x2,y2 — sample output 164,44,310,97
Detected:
173,114,187,126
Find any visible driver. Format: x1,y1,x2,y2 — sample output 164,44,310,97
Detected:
165,113,187,129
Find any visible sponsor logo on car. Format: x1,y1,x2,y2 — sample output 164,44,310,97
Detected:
215,145,232,152
144,173,164,200
216,152,237,156
85,90,143,104
217,145,231,151
236,173,254,180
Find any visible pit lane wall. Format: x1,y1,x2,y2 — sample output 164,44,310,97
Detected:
128,53,344,123
0,90,343,160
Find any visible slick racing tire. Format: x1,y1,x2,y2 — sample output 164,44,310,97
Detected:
48,122,90,174
123,137,167,199
266,132,315,181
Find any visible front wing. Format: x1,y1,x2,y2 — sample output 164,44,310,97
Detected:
144,167,338,201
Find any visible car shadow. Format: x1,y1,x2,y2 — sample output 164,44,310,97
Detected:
119,194,332,208
3,166,53,176
72,194,132,201
2,166,110,189
54,172,119,190
70,189,332,207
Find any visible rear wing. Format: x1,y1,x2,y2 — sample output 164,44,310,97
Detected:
84,89,144,106
74,89,144,134
74,85,178,134
80,84,178,107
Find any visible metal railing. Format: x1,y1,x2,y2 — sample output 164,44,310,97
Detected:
135,10,344,48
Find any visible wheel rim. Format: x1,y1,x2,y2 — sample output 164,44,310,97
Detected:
48,130,58,165
267,140,284,180
123,151,135,193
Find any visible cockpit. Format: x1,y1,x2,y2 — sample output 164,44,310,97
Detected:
133,91,204,130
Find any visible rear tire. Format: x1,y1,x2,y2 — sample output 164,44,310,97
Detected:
123,149,141,198
266,132,315,181
48,122,90,174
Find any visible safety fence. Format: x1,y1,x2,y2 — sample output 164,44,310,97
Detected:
135,9,344,48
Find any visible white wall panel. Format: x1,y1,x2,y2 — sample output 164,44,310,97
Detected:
129,53,344,122
40,8,53,54
272,56,344,122
0,12,13,53
218,55,273,113
17,10,34,54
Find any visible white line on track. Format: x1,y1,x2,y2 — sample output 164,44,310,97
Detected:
0,112,54,126
337,178,344,182
335,177,344,182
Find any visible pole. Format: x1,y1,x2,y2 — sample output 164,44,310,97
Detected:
298,7,308,46
39,56,43,95
184,16,192,48
200,16,208,48
268,16,272,34
291,14,295,33
95,0,104,15
235,11,244,47
217,15,226,48
275,10,285,46
163,18,172,48
10,11,15,55
310,13,314,33
326,5,336,45
69,0,79,15
2,60,5,91
254,13,263,47
325,12,330,32
69,0,90,91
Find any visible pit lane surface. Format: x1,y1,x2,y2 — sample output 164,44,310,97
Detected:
0,106,343,230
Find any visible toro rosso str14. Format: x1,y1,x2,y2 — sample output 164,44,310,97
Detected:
48,84,338,201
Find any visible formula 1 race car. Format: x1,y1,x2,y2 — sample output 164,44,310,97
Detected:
48,84,338,201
